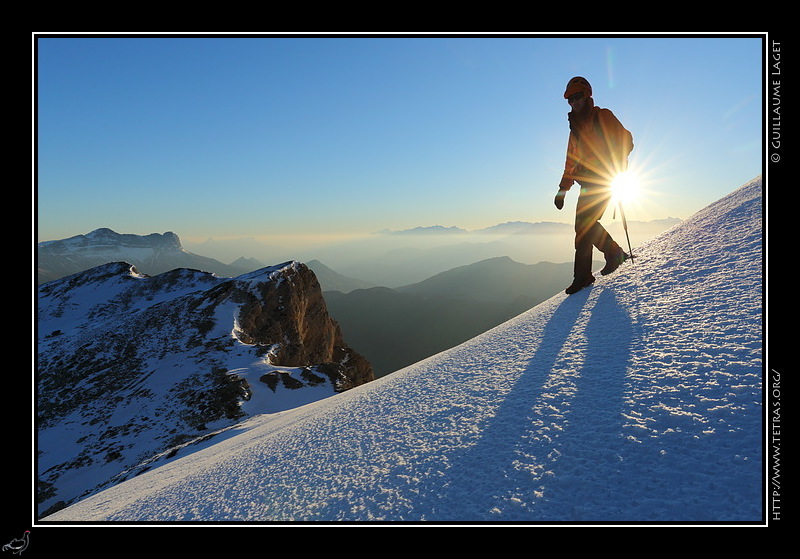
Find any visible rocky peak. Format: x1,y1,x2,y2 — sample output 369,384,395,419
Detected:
220,261,373,389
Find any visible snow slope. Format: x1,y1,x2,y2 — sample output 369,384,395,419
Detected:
43,177,763,524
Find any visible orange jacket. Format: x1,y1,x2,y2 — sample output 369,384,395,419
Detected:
559,103,633,190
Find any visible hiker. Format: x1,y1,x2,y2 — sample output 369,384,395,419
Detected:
554,76,634,294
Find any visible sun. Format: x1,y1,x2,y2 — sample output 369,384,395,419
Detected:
610,170,640,205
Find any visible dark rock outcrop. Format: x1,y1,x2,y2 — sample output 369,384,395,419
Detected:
229,262,374,389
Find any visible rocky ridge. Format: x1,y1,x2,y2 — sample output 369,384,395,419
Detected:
37,260,373,517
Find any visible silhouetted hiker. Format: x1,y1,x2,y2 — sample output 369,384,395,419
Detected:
554,76,634,294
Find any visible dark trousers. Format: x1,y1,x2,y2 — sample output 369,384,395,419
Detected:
573,181,620,279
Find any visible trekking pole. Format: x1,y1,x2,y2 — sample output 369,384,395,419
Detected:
618,200,634,264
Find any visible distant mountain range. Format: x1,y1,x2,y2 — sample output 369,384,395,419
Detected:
37,228,246,285
377,218,679,237
36,222,674,378
38,218,680,287
314,218,681,287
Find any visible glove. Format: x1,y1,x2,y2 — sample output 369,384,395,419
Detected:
554,189,567,210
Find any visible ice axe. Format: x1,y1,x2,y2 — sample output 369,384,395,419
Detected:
616,200,634,264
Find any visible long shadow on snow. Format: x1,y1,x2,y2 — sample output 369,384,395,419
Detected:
533,287,634,521
415,285,630,521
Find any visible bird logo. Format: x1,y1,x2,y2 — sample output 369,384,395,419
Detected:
2,531,29,555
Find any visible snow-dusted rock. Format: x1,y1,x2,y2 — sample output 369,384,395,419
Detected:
37,260,373,518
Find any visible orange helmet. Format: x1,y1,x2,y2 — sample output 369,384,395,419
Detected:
564,76,592,99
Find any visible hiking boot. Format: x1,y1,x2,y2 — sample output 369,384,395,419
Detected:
565,274,595,295
600,247,628,276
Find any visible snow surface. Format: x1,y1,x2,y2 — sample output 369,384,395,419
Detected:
43,177,764,524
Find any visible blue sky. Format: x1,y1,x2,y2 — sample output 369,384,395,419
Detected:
36,34,763,250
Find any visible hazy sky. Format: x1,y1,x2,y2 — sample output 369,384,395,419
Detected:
36,33,764,250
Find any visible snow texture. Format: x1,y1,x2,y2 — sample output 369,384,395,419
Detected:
44,177,763,524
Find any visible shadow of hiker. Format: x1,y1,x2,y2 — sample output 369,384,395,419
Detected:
536,287,635,521
417,288,596,521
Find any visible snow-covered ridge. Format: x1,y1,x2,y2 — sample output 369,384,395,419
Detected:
43,177,763,523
